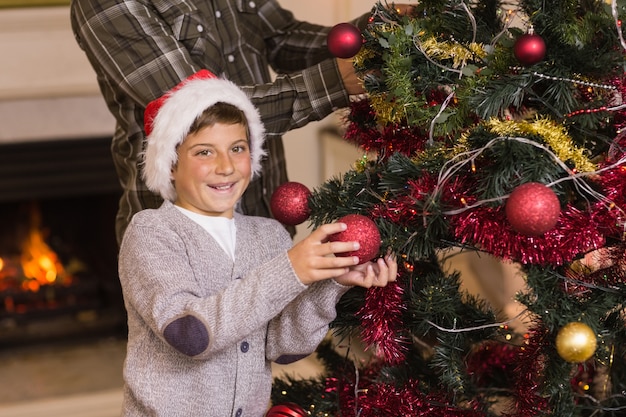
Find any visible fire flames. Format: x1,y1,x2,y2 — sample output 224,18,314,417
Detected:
0,204,72,294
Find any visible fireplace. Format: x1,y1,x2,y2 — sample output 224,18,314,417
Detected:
0,136,126,347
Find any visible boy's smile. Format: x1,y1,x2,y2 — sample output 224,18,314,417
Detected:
172,122,251,218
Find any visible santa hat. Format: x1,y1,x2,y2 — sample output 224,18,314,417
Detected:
142,70,266,202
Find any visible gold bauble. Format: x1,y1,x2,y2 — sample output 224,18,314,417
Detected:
555,322,597,363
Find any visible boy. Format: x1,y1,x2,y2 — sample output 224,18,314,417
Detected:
118,70,397,416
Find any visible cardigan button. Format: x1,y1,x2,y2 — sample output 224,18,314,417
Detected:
240,341,249,353
235,408,243,417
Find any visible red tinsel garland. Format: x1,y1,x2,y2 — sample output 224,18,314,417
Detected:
596,157,626,213
343,99,430,158
505,327,551,417
356,280,408,364
371,175,438,224
332,376,485,417
466,341,520,386
451,203,613,265
371,173,477,227
327,365,485,417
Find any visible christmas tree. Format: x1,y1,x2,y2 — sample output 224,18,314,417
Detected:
270,1,626,416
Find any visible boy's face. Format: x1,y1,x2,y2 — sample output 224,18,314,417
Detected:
172,122,251,218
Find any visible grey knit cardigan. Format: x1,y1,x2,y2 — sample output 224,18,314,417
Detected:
118,200,350,416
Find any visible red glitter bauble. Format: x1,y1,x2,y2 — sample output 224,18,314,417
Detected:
327,22,363,58
270,182,311,226
265,403,308,417
513,32,546,66
505,182,560,236
329,214,381,264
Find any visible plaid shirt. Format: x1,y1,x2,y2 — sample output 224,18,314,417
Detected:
70,0,368,244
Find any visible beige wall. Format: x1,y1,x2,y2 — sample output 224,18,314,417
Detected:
281,0,371,24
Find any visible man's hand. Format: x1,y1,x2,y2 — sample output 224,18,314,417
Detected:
337,58,366,95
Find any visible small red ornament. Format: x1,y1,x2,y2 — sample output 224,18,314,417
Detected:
329,214,381,264
270,182,312,226
505,182,560,236
513,28,546,66
327,22,363,59
265,402,308,417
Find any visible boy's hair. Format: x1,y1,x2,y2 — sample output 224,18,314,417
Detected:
188,102,249,138
142,70,266,202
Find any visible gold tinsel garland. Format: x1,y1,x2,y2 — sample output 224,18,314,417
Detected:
368,93,405,125
419,36,487,69
485,118,597,172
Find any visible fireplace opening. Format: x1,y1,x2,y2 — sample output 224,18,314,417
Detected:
0,137,126,347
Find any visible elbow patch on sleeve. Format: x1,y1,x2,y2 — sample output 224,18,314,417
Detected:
163,315,209,356
274,354,308,365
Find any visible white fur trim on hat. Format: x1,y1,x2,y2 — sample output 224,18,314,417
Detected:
142,74,266,202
